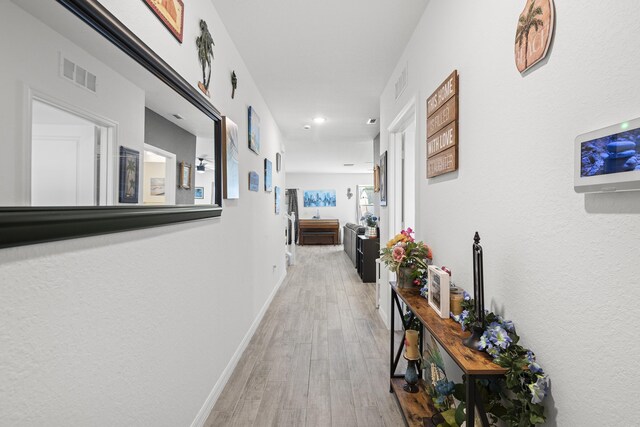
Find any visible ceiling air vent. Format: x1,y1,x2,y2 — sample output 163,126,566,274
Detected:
343,163,355,167
60,55,97,93
367,118,377,125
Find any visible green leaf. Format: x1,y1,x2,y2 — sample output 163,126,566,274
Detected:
455,404,466,426
440,409,458,426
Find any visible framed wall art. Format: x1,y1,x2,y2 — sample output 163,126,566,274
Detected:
179,161,192,190
194,187,204,199
373,165,380,192
119,146,139,203
143,0,184,43
264,158,272,192
379,151,387,206
248,171,259,192
222,117,239,199
303,190,336,207
428,265,450,318
248,106,260,154
515,0,555,73
274,186,281,214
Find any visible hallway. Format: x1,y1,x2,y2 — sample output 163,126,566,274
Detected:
205,246,404,426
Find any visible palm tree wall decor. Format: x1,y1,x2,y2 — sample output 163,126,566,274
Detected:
515,0,555,73
196,19,214,96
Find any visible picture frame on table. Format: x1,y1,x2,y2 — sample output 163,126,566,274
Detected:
428,265,450,318
179,161,192,190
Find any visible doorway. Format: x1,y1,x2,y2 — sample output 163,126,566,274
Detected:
388,97,417,237
31,99,111,206
143,144,176,205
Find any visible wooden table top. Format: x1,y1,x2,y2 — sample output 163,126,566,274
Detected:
393,285,507,376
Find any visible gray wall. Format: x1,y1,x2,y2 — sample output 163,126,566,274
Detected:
144,108,196,204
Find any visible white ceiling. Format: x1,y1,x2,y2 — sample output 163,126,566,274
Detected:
211,0,429,173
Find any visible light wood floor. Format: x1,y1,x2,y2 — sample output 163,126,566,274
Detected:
204,245,405,427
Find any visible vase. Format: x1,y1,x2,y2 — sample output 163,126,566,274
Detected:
397,267,416,288
365,226,377,238
403,359,419,393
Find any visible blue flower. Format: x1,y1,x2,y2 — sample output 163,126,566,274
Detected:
463,291,471,301
420,284,429,298
486,346,501,358
493,326,512,350
528,375,549,404
434,379,455,396
479,332,491,350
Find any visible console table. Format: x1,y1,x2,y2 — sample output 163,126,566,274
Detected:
298,219,340,245
390,284,507,427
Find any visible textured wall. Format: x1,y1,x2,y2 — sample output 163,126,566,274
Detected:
0,1,285,426
379,0,640,424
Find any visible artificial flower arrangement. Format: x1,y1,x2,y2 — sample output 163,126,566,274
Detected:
360,212,378,227
417,293,548,427
380,228,433,284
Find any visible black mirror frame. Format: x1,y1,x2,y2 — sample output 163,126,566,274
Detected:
0,0,223,249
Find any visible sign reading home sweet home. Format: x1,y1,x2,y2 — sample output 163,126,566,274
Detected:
426,70,459,178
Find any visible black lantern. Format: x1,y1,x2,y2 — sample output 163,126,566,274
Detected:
463,232,486,350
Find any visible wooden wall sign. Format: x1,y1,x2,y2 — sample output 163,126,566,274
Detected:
427,146,457,178
426,70,459,178
515,0,555,73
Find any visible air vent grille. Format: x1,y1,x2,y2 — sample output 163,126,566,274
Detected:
60,55,97,93
367,118,377,125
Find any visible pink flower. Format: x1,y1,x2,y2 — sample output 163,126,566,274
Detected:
406,227,413,234
392,246,405,262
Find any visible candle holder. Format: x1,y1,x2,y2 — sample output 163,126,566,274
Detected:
463,232,486,350
403,329,420,393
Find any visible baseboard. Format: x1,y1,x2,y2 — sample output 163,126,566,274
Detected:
190,271,287,427
378,305,390,330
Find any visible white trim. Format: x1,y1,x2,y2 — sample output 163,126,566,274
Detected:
388,95,416,133
190,271,288,427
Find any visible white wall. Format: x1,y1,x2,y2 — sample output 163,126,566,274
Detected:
380,1,640,425
0,1,285,426
286,172,373,230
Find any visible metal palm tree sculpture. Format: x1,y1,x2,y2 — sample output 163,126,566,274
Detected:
515,0,544,69
196,20,214,96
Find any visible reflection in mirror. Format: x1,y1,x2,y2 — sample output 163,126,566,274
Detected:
3,0,216,207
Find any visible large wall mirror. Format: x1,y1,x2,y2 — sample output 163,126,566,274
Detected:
0,0,223,248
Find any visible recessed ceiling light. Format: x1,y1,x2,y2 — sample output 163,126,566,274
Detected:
173,114,184,120
303,124,311,130
343,163,354,167
366,118,377,125
313,117,326,124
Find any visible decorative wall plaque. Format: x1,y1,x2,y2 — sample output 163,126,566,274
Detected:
426,71,459,178
515,0,555,73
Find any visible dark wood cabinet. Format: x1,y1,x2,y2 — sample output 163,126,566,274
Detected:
356,235,379,282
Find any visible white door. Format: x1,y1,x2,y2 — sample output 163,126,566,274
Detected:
31,100,108,206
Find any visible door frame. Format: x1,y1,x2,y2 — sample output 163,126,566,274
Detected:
143,144,177,205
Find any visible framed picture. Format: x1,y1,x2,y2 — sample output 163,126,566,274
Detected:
264,158,272,192
303,190,336,207
179,161,192,190
248,106,260,154
428,266,450,318
248,171,259,192
222,117,240,199
373,165,380,192
150,177,165,196
143,0,184,43
379,151,388,206
119,146,139,203
276,152,282,172
274,186,281,214
194,187,204,199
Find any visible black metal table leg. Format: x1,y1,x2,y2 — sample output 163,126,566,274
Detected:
466,375,476,427
390,287,395,392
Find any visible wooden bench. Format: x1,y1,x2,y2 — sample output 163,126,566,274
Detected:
298,219,340,245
